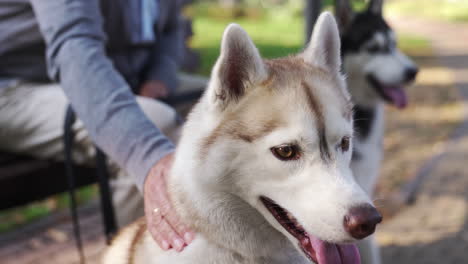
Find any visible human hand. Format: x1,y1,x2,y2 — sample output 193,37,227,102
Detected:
143,153,195,252
139,80,169,99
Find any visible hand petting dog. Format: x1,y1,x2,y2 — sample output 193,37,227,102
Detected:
143,153,195,252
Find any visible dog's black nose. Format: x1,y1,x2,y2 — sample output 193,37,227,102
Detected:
404,67,419,82
343,204,382,239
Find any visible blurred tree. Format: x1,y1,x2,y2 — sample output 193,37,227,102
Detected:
305,0,322,44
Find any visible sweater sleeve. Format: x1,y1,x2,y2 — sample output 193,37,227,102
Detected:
30,0,175,190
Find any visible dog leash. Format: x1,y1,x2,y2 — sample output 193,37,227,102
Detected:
64,106,117,264
95,147,118,244
64,106,86,264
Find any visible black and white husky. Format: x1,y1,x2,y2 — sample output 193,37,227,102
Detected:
334,0,418,263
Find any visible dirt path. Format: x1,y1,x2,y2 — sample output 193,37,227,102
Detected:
0,204,105,264
377,16,468,264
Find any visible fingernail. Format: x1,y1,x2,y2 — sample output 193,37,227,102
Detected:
162,240,170,250
184,232,194,243
174,239,184,251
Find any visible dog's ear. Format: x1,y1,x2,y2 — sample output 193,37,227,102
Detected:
302,12,342,74
335,0,354,32
208,23,266,110
368,0,383,15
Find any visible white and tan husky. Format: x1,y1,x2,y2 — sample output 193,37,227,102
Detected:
102,13,382,264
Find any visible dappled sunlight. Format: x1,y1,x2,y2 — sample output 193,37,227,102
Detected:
377,195,466,246
376,52,464,197
416,67,454,86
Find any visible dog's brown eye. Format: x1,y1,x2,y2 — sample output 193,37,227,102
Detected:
340,136,350,152
271,145,300,161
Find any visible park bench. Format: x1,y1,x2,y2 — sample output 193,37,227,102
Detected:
0,0,203,213
0,152,97,211
0,89,204,211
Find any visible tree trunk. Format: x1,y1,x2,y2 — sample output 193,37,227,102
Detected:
304,0,322,44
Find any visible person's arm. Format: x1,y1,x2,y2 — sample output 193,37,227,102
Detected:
30,0,173,190
29,0,194,251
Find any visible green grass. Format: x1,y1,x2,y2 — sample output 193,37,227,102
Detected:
387,0,468,22
191,14,304,75
191,4,430,76
398,33,432,55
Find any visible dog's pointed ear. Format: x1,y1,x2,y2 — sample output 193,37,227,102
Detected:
302,12,342,74
368,0,383,15
208,23,266,110
335,0,354,32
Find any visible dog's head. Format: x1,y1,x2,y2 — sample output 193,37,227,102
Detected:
335,0,418,108
193,12,381,263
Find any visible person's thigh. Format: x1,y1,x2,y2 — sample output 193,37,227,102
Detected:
177,73,208,94
0,82,94,162
0,82,181,161
135,95,181,143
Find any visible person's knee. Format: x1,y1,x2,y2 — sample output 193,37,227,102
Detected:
136,97,181,143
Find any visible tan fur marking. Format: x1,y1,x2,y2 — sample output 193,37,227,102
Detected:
259,73,275,87
201,118,280,157
128,219,147,264
266,57,352,121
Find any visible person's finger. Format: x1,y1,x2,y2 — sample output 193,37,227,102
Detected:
147,184,187,251
159,205,193,243
145,210,169,250
144,153,196,250
149,217,186,252
151,171,193,243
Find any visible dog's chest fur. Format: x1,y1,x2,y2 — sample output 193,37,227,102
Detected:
103,215,307,264
350,104,384,194
134,233,304,264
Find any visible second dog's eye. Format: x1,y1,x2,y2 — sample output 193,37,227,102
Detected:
339,136,350,152
271,145,300,161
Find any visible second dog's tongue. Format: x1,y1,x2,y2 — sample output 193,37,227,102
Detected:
302,236,360,264
382,86,407,109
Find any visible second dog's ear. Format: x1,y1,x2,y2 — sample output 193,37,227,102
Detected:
209,24,266,110
335,0,354,32
302,12,342,74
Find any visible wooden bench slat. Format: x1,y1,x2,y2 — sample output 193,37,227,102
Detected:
0,154,98,210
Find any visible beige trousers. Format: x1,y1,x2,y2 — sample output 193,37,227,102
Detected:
0,74,207,226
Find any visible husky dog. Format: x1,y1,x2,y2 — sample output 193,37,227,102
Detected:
103,13,382,264
334,0,418,263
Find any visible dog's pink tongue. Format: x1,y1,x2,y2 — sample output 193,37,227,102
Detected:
382,86,407,109
309,237,360,264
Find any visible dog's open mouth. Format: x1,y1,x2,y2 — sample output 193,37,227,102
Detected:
367,75,407,109
260,196,360,264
